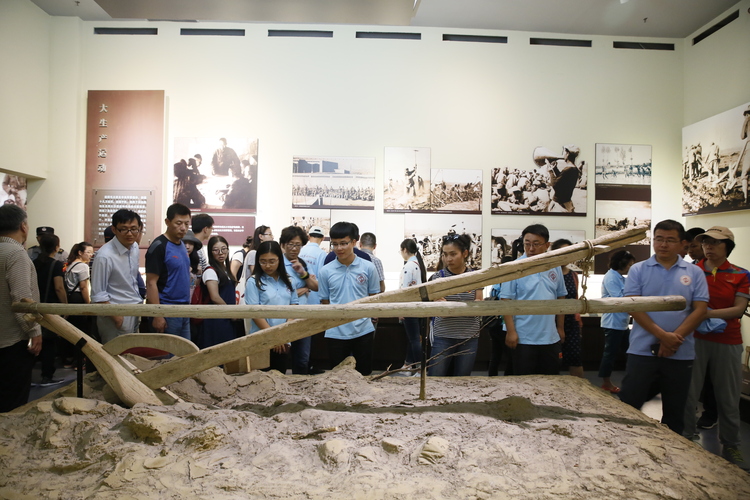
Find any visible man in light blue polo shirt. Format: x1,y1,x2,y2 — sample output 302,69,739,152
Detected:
501,224,567,375
318,221,380,376
619,219,708,435
299,226,326,305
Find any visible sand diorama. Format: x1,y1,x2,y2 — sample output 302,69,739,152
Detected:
4,227,748,498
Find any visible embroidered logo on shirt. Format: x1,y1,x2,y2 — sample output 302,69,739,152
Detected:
356,274,366,284
680,275,692,285
549,270,558,282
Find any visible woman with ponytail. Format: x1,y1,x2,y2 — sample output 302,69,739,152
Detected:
399,238,427,373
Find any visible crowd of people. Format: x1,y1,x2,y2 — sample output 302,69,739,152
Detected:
1,204,748,469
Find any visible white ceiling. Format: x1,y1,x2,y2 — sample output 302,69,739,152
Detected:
29,0,739,39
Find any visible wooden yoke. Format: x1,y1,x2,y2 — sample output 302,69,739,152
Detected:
136,225,649,390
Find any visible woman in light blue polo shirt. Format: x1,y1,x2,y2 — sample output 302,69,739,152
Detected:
599,250,635,394
245,241,298,372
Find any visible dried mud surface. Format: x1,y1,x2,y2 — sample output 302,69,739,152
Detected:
2,356,749,500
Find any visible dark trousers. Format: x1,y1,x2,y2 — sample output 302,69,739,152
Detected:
39,328,57,379
327,332,374,376
0,340,36,412
488,327,513,376
598,328,629,378
700,372,718,421
291,336,311,375
619,354,693,435
402,317,423,366
512,343,561,376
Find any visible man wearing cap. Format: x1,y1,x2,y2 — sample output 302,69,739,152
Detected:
619,219,709,435
91,209,144,344
682,226,750,469
299,226,326,306
27,227,68,263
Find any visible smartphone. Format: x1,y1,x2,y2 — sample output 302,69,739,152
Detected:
650,343,660,356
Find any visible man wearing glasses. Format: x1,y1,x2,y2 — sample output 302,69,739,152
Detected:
145,203,192,340
619,219,708,435
91,209,144,343
501,224,566,375
318,221,380,375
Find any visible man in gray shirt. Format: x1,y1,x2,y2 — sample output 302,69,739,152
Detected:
359,232,385,293
91,209,143,344
0,205,42,412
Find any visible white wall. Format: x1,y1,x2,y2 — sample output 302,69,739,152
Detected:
37,19,683,277
0,0,50,180
682,0,750,342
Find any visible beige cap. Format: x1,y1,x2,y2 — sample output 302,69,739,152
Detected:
696,226,734,243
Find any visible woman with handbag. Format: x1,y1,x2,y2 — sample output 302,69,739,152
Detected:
63,242,94,368
200,236,242,349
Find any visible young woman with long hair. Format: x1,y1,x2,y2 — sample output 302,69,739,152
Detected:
427,233,483,377
200,235,240,349
63,241,94,367
244,241,298,373
399,238,427,373
242,225,274,277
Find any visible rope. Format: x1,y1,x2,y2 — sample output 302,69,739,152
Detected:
575,240,596,315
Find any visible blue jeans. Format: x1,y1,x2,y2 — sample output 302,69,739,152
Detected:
598,328,629,378
165,317,191,341
428,336,479,377
402,317,422,366
291,336,311,375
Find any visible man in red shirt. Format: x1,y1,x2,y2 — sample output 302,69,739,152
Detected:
682,226,750,470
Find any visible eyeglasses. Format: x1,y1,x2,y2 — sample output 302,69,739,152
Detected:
653,237,680,245
331,240,352,249
701,238,723,247
285,243,303,249
116,227,141,234
523,241,545,249
259,259,279,266
212,247,229,253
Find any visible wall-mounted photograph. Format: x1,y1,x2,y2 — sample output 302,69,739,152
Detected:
292,156,375,210
595,144,652,185
491,144,587,216
173,137,258,212
1,173,28,211
490,228,586,267
682,101,750,215
404,213,482,271
290,208,331,237
384,147,431,212
430,169,482,214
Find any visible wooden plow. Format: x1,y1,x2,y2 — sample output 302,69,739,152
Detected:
13,225,684,408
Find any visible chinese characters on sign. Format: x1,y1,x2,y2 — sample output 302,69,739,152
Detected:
98,103,108,172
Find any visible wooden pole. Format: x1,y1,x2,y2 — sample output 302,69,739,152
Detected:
30,313,162,406
15,296,686,319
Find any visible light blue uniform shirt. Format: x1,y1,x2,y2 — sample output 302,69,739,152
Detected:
624,255,709,360
244,273,299,334
91,238,142,305
600,268,629,330
318,256,380,340
299,242,325,305
284,255,308,306
500,254,566,345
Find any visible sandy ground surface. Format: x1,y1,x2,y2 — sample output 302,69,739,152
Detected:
2,356,749,499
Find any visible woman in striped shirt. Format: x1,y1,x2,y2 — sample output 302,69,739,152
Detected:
427,234,483,377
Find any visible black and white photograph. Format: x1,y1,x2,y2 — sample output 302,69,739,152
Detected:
490,228,586,266
1,173,28,211
384,147,431,213
173,137,259,212
292,156,375,210
290,208,331,237
595,144,652,185
491,144,587,216
430,169,482,214
682,101,750,215
404,213,482,271
595,200,651,244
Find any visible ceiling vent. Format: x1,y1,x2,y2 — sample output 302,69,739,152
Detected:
443,34,507,44
529,37,591,48
693,10,739,45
